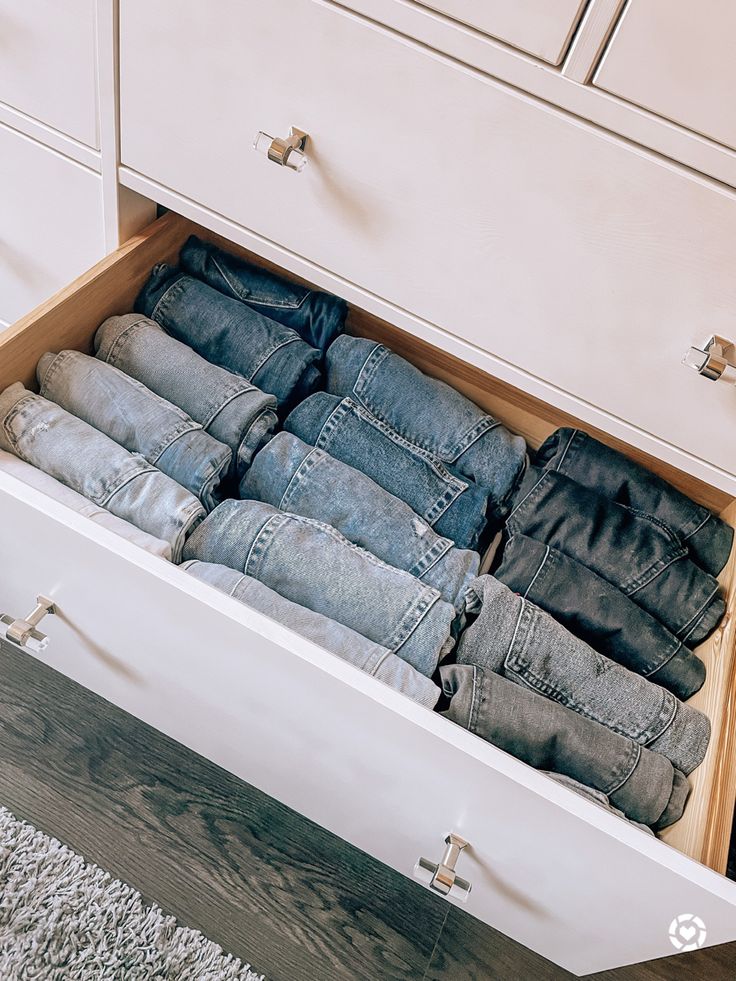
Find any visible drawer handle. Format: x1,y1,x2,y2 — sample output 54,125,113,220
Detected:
683,334,736,383
0,595,55,653
253,126,309,172
414,832,472,901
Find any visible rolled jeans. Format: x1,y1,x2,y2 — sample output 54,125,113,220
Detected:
182,560,440,709
285,392,490,550
325,334,527,522
180,235,347,351
241,431,479,611
38,350,231,511
439,664,688,829
0,448,172,560
494,534,706,700
507,466,725,644
182,499,455,676
135,264,321,409
95,314,278,479
537,427,734,577
455,575,710,775
0,384,204,562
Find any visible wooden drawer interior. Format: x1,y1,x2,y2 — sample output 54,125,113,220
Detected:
2,210,735,875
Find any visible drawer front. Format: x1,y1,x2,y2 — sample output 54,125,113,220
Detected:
358,0,586,64
594,0,736,152
120,0,736,485
0,0,99,147
0,124,105,326
2,475,736,975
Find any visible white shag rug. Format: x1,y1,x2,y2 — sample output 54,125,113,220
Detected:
0,807,265,980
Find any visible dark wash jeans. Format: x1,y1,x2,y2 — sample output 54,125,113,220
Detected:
507,466,725,645
135,264,321,409
180,235,347,351
439,664,688,829
536,428,734,577
494,533,706,700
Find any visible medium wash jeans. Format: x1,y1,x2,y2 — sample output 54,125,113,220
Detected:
0,384,204,561
325,335,527,522
507,466,725,644
180,236,347,351
285,393,490,550
38,350,231,511
135,264,321,409
537,428,734,576
95,315,278,479
439,664,688,829
182,499,455,676
241,431,479,611
456,575,710,775
182,560,440,709
495,534,706,700
0,448,172,560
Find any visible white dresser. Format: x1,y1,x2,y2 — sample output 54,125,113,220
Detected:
2,1,736,974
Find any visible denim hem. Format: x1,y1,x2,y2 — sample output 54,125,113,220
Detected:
278,445,323,514
351,342,501,462
149,270,188,325
602,742,642,797
249,334,306,385
198,383,268,432
236,409,278,475
169,504,206,565
677,581,723,643
243,512,288,580
100,460,159,508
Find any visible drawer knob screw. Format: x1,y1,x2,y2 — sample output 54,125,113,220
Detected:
253,126,309,172
0,595,56,653
414,832,472,901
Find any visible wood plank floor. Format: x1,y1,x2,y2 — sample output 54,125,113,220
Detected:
1,638,735,980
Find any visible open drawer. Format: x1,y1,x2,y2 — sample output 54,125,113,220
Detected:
1,211,736,975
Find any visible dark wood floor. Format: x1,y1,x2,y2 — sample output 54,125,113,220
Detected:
1,639,735,981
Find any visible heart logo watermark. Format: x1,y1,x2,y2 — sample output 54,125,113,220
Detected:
668,913,707,952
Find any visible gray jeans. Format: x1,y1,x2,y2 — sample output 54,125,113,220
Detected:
456,575,709,775
439,664,688,829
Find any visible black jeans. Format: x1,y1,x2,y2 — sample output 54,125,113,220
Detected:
536,428,733,577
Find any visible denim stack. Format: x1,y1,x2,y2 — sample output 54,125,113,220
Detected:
1,234,729,834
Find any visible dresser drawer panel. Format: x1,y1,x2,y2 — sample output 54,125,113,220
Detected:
0,124,105,326
2,212,736,974
594,0,736,152
370,0,587,64
0,0,99,147
120,0,736,482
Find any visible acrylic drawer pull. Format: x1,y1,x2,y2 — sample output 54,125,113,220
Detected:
414,832,472,901
0,595,55,653
253,126,309,172
683,334,736,383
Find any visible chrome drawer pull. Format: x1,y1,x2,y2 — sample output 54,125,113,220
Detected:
414,832,472,901
0,595,56,653
683,334,736,383
253,126,308,172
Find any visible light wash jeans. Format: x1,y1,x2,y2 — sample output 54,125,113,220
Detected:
495,533,706,700
135,264,321,408
326,335,527,523
95,314,278,479
537,427,734,576
439,664,688,829
0,383,204,562
38,350,231,511
182,560,440,709
0,448,172,560
180,235,347,351
507,466,725,645
241,431,479,611
182,499,455,676
285,393,490,550
456,575,710,776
